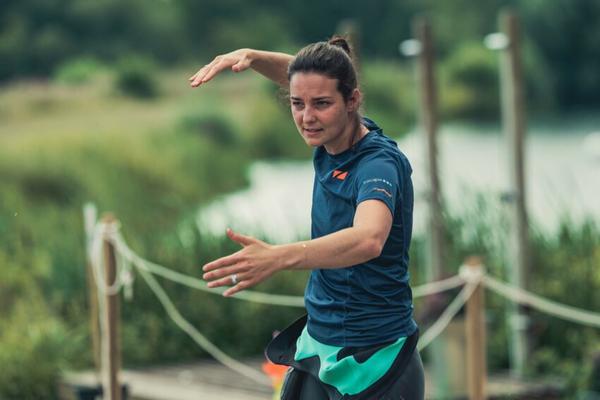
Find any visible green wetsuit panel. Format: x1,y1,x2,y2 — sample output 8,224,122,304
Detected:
294,326,407,396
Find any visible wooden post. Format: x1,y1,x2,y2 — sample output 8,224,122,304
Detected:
410,16,451,397
499,9,530,377
465,257,487,400
414,16,444,283
84,204,101,378
101,214,122,400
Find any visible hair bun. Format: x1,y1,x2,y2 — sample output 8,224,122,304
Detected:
328,35,352,57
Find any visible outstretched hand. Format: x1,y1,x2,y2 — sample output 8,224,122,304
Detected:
202,228,283,297
189,49,254,87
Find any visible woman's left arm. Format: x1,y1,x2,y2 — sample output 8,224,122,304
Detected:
202,199,392,296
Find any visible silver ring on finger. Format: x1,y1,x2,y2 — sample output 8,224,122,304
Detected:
230,274,238,285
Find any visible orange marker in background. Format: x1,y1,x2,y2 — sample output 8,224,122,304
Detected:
262,359,289,399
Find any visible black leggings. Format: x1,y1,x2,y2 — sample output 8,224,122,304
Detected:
280,348,425,400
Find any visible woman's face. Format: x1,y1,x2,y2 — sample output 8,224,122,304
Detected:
289,72,360,154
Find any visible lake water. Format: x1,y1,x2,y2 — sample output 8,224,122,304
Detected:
197,118,600,243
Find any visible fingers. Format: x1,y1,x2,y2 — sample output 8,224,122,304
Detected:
201,226,271,297
226,228,258,247
202,261,241,282
223,280,252,297
189,63,215,87
202,263,234,284
204,268,256,298
205,275,233,289
202,255,251,284
189,51,251,88
201,230,257,273
202,251,242,273
189,57,229,87
194,64,221,85
205,269,250,289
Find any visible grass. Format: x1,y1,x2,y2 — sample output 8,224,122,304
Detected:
0,65,255,139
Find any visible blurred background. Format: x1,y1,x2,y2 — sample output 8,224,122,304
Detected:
1,0,600,399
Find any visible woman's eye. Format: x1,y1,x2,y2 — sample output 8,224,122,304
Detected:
292,101,304,109
316,101,330,107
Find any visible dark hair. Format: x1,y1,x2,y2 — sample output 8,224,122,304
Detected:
287,36,358,102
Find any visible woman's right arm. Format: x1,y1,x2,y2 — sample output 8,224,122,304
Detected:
189,49,293,88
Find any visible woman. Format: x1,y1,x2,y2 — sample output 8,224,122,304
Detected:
190,37,424,400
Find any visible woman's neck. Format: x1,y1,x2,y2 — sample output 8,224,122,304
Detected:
325,115,368,155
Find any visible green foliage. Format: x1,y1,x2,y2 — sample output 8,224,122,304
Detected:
361,60,415,133
0,251,82,400
2,0,600,112
210,11,295,53
245,88,311,160
521,38,557,112
0,13,31,80
522,0,600,108
177,107,239,146
53,57,105,85
0,0,187,80
410,192,600,393
411,192,513,369
118,228,307,364
114,56,159,99
0,70,256,393
527,219,600,376
422,0,512,58
0,313,68,400
439,42,500,121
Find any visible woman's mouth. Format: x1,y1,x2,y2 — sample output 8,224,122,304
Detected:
303,128,323,137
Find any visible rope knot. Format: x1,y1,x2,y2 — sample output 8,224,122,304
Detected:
459,263,485,284
101,220,122,238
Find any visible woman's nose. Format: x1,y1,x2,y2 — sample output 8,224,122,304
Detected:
303,106,316,122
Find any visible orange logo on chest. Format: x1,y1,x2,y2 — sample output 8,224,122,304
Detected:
332,170,348,180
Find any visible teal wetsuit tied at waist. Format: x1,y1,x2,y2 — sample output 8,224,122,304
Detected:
266,314,420,400
294,325,407,396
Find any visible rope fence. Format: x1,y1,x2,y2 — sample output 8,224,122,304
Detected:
135,257,271,385
95,222,466,308
87,213,600,392
417,267,483,351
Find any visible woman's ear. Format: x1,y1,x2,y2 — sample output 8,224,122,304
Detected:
347,88,362,112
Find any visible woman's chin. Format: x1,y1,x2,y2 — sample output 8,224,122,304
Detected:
302,137,323,147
